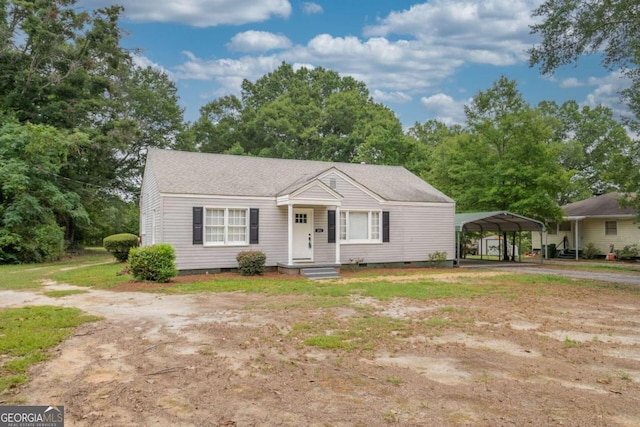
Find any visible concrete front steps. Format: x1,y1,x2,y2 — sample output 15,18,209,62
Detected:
300,267,340,280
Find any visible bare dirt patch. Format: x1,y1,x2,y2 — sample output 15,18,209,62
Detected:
2,271,640,426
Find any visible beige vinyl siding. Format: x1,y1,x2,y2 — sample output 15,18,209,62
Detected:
162,196,287,270
534,217,640,254
581,218,640,254
140,161,162,247
533,229,573,250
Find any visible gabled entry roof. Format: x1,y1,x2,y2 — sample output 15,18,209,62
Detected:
455,211,545,233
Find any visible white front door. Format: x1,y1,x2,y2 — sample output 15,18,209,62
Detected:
293,208,314,261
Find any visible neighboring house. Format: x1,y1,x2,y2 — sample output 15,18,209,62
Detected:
478,235,518,257
534,192,639,257
140,149,456,273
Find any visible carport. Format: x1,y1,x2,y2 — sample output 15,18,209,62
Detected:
455,211,546,266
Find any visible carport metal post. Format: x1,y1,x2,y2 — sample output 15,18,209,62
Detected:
456,230,460,265
540,225,544,264
574,219,579,261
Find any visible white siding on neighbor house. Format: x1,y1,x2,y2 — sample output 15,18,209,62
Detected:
140,161,162,247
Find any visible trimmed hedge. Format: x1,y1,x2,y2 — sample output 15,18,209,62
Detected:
236,250,267,276
103,233,139,262
129,243,177,282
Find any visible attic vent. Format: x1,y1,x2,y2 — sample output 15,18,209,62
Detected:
329,178,336,189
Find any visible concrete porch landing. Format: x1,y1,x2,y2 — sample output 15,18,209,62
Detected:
277,263,341,279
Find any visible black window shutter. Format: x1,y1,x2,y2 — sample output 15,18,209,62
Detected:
249,208,259,244
382,211,390,243
193,207,203,245
328,210,336,243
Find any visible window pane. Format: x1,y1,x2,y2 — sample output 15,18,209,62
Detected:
371,211,380,240
605,221,617,235
349,212,368,240
559,222,571,231
547,222,557,235
228,209,246,226
206,209,224,226
205,226,224,243
340,211,347,240
228,226,246,243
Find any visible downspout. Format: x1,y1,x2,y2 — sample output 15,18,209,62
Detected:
540,225,544,265
575,219,579,261
335,207,341,264
287,204,293,265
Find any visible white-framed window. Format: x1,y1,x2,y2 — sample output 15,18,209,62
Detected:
204,207,248,245
339,210,382,243
605,220,617,236
559,222,571,232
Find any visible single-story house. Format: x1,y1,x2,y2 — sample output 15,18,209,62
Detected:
140,149,456,274
533,192,639,258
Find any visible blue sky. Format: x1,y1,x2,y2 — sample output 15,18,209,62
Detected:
78,0,630,128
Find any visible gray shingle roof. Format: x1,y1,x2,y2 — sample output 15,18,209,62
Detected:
145,148,453,203
563,192,636,217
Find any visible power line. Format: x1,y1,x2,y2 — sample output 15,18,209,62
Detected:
35,166,138,195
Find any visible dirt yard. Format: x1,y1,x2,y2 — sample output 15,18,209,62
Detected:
2,268,640,426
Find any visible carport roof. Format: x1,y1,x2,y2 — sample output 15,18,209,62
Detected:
455,211,545,233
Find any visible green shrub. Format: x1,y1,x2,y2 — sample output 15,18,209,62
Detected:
236,250,267,276
103,233,138,262
582,242,601,260
616,244,639,261
428,251,448,267
129,243,177,282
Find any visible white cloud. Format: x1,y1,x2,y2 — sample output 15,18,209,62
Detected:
301,2,323,15
559,77,584,88
372,90,412,104
227,31,292,52
79,0,292,27
364,0,541,65
174,51,283,90
582,71,632,119
420,93,470,125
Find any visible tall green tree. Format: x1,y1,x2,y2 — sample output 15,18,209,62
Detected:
190,63,409,164
0,0,186,251
529,0,640,117
429,77,567,221
405,119,462,177
529,0,640,213
538,100,633,203
0,118,89,262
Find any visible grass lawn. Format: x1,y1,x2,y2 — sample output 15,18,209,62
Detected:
0,306,101,394
0,248,129,291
